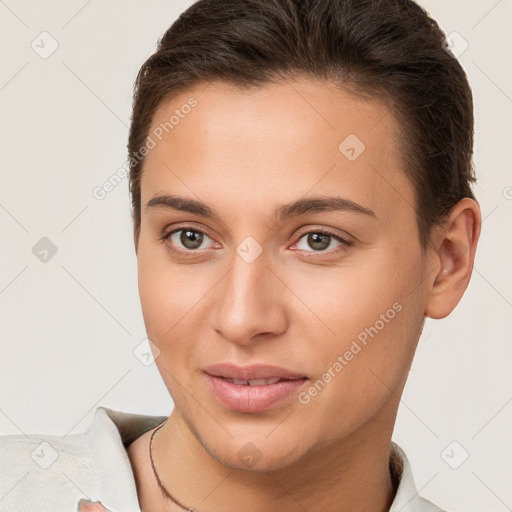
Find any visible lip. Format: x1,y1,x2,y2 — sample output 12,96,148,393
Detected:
203,363,308,413
203,363,307,381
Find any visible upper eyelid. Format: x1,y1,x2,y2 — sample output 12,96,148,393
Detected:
294,225,351,240
164,223,215,240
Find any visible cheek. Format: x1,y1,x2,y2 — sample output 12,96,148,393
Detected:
137,241,197,333
292,299,422,444
290,252,424,427
292,266,417,387
137,253,197,397
287,250,415,339
136,243,218,373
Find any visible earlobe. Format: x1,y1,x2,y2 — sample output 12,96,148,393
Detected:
425,198,481,319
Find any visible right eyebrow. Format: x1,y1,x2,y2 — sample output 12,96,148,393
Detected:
146,194,217,218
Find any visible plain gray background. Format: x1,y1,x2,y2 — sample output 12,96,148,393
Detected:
1,1,511,510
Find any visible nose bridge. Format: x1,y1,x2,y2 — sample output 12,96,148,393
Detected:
212,245,286,344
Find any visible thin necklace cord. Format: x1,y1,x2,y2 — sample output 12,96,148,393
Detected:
149,420,198,512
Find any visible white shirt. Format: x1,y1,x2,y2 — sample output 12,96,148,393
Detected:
0,407,446,512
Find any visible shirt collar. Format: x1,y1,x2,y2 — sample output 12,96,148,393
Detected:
86,407,428,512
388,442,426,511
85,406,166,511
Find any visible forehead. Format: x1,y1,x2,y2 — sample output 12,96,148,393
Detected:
141,78,413,225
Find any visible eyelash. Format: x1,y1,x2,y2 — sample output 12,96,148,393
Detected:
160,226,217,257
160,225,353,257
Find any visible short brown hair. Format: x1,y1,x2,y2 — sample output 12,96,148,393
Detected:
128,0,476,251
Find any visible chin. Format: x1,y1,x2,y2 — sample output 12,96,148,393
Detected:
216,443,307,472
196,427,313,472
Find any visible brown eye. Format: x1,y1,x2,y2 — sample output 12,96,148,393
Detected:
179,229,204,249
162,226,217,253
305,233,331,251
296,231,346,252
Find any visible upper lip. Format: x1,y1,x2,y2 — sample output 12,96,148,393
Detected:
203,363,307,381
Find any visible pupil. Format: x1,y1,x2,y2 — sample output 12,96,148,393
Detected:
180,230,203,249
308,233,330,251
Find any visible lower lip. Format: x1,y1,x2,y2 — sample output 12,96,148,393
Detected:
204,373,308,413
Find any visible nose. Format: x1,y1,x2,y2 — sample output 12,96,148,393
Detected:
211,247,288,346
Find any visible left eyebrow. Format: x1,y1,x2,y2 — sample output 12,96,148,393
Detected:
145,194,377,220
274,196,377,220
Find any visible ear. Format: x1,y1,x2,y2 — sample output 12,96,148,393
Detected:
425,198,481,319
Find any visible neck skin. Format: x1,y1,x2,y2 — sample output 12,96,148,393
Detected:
134,385,403,512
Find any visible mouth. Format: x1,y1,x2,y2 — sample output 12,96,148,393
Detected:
202,363,309,413
217,376,305,386
203,362,307,381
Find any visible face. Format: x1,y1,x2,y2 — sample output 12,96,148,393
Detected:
136,78,430,471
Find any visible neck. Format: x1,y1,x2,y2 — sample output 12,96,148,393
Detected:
151,402,399,512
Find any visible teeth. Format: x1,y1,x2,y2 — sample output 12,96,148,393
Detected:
248,377,281,386
232,378,249,385
227,377,282,386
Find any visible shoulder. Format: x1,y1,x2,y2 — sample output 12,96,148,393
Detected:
0,429,95,511
0,407,167,512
